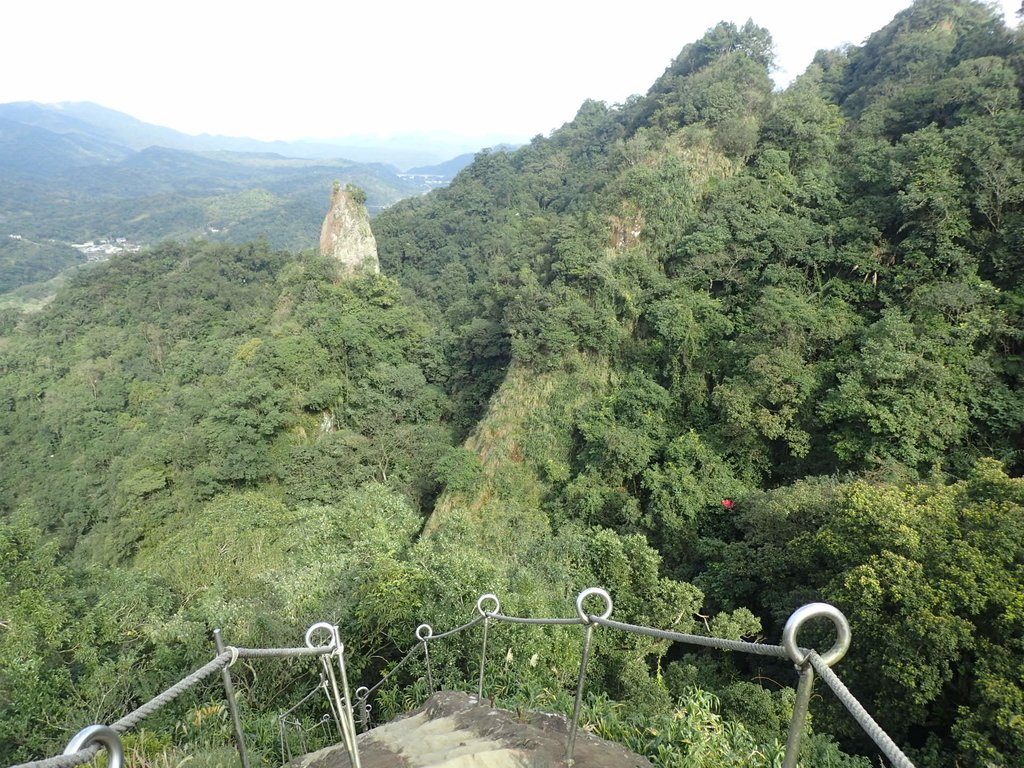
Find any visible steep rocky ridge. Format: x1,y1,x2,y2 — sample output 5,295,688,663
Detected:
420,131,738,549
423,356,609,553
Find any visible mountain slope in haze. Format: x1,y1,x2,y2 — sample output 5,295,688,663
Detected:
0,236,84,295
0,140,417,269
0,117,131,174
404,145,519,179
0,101,191,155
0,101,508,167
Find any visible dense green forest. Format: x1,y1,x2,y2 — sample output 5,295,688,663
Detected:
0,238,84,296
2,1,1022,767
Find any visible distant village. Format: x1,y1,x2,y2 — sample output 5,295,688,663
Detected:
9,233,144,262
70,237,143,260
397,173,448,189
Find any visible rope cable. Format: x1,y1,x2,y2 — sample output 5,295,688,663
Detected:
358,644,423,700
808,652,917,768
424,613,486,641
279,680,329,720
489,614,584,626
592,616,792,659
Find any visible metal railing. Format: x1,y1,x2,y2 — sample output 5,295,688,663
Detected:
354,589,915,768
9,625,360,768
10,589,916,768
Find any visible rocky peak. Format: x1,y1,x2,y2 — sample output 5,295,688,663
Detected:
319,182,380,277
292,691,650,768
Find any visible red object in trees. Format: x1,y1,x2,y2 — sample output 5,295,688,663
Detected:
721,499,735,509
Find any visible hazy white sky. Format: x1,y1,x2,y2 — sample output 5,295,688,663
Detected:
3,1,1019,144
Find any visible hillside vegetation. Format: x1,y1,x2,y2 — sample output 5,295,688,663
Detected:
1,2,1022,767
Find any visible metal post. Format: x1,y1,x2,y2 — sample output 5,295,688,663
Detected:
321,656,346,738
478,616,490,699
334,643,362,768
278,714,292,764
782,664,815,768
417,624,435,692
355,687,371,732
476,594,500,701
780,603,851,768
566,587,614,766
565,589,610,765
566,622,595,765
214,628,251,768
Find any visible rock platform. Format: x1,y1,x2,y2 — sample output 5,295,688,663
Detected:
292,691,650,768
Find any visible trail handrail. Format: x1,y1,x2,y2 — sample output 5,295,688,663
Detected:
14,592,915,768
355,589,916,768
10,632,354,768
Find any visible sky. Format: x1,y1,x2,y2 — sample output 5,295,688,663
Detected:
3,1,1020,145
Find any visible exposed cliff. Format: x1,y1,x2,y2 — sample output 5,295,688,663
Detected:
319,182,380,276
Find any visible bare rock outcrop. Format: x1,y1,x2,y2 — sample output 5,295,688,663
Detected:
319,182,379,277
293,691,650,768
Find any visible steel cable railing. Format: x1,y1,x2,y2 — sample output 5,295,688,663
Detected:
13,589,917,768
355,589,916,768
10,631,353,768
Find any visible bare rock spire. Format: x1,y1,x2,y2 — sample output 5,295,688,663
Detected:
319,182,380,276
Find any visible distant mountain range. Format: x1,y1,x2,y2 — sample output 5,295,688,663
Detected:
0,101,504,168
0,101,495,296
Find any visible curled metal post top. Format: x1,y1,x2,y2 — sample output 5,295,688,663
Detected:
416,623,434,641
355,685,369,700
782,602,851,667
477,592,501,617
305,621,340,652
575,587,613,624
64,725,123,768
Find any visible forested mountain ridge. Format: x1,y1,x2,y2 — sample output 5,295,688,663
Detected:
2,2,1022,767
379,7,1024,762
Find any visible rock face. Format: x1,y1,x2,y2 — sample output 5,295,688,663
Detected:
319,183,379,276
293,691,650,768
